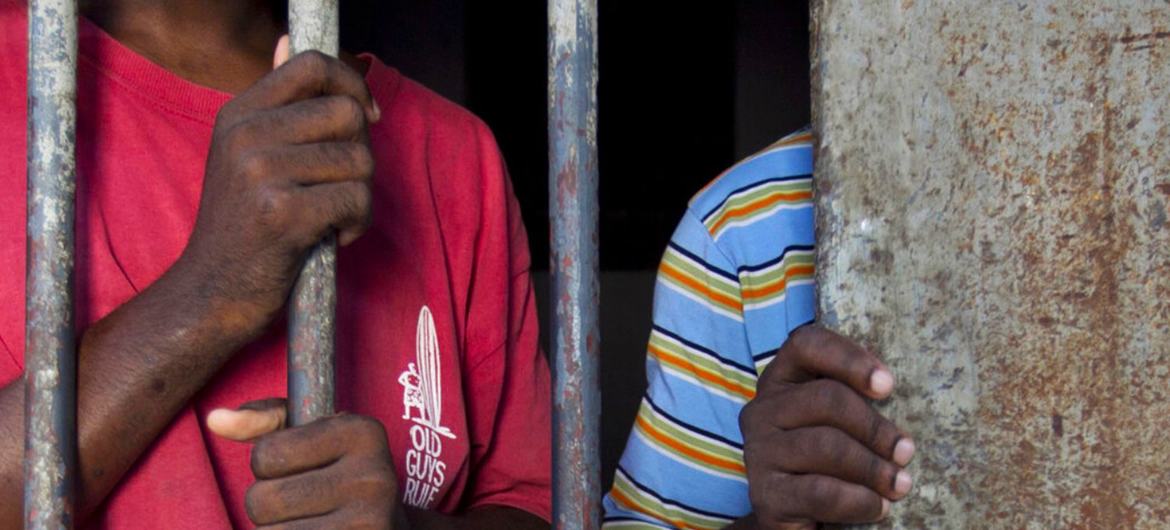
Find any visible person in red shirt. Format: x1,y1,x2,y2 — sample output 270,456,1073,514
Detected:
0,1,551,528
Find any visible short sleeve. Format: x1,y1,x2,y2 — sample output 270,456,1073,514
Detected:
602,209,755,529
0,333,18,388
459,125,551,521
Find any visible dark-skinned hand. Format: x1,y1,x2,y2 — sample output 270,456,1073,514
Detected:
176,35,378,336
737,325,916,529
207,399,410,530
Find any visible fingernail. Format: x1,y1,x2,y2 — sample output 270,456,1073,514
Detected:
273,35,290,69
881,498,891,518
206,408,236,429
894,437,916,466
870,369,894,396
894,470,913,496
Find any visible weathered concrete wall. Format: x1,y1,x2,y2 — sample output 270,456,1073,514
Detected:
812,2,1170,528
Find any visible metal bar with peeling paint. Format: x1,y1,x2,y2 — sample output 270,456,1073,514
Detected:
286,0,339,427
548,0,600,528
24,0,79,528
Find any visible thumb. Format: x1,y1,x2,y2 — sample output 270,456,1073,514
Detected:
206,398,287,442
273,34,290,69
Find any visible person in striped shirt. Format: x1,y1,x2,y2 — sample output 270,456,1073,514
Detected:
603,129,917,529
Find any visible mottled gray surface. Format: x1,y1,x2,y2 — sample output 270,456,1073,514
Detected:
286,0,340,426
813,1,1170,528
24,0,78,528
548,0,601,528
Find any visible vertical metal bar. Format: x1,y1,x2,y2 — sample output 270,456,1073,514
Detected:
813,2,1170,528
24,0,79,528
548,1,600,529
286,0,339,427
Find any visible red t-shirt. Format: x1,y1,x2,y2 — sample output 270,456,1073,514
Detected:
0,3,551,528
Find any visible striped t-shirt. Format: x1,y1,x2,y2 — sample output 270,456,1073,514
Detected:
602,129,816,529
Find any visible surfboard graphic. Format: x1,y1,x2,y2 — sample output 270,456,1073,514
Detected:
414,306,454,438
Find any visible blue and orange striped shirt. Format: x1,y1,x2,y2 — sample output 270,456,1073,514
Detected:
603,129,816,529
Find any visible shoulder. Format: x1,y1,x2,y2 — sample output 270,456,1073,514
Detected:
680,129,815,265
368,58,500,163
364,56,510,212
686,128,814,229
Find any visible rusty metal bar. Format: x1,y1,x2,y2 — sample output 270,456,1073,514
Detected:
286,0,339,427
813,1,1170,528
548,0,600,528
24,0,79,528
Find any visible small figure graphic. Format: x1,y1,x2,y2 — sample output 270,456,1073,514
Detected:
398,362,425,422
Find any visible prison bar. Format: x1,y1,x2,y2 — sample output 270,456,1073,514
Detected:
23,0,79,528
548,1,601,529
286,0,340,427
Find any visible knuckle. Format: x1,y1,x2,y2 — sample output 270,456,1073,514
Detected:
864,452,886,491
214,101,240,127
866,409,887,449
812,379,847,409
351,146,376,178
738,399,758,434
250,436,281,477
352,466,394,497
332,185,364,221
778,430,813,470
803,475,838,514
238,151,271,181
788,323,823,352
356,415,388,441
336,413,383,438
298,50,330,77
329,95,365,126
244,482,271,523
221,121,255,156
354,183,373,212
752,473,797,525
343,513,385,530
825,428,851,463
255,187,292,226
747,470,775,512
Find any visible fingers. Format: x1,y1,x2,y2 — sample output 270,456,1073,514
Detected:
251,414,387,480
772,426,911,501
206,398,288,442
246,468,342,525
756,472,889,525
242,143,374,187
233,49,379,124
764,379,913,465
243,415,398,528
247,459,397,527
256,515,343,530
761,325,893,400
233,95,370,146
254,510,388,530
292,181,373,247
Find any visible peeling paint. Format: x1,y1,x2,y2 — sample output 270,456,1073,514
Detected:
23,1,78,528
814,1,1170,528
548,1,600,529
286,0,339,427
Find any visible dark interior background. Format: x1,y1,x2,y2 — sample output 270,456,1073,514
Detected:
341,0,810,488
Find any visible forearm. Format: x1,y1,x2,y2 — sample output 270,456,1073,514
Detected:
405,505,549,530
0,258,265,526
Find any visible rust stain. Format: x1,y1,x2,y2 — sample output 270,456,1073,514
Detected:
814,1,1170,528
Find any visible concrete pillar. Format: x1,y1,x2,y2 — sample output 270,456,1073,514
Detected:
812,2,1170,528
